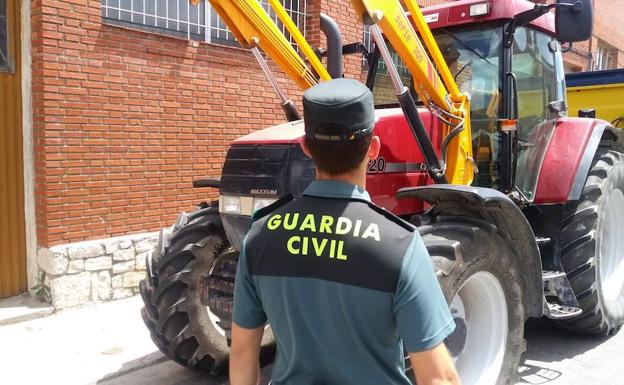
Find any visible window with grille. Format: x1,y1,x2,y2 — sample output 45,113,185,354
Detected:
101,0,308,47
0,0,9,72
594,41,618,71
362,25,410,77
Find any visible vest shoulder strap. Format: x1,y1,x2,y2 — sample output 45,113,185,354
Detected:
366,201,416,233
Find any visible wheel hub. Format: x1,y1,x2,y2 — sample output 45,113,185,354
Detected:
600,189,624,305
446,295,467,357
446,271,508,385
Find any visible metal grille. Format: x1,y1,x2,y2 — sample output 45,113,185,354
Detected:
363,25,410,76
594,41,618,71
101,0,308,47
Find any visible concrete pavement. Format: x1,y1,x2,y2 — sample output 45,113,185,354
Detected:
519,318,623,385
0,294,53,326
0,296,622,385
0,297,157,385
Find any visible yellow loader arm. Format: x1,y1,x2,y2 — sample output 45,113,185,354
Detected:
205,0,331,90
350,0,474,185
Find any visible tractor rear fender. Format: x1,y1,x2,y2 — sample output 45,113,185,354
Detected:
534,118,624,204
397,185,543,318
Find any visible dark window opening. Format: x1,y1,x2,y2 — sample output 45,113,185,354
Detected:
0,0,9,72
100,0,307,49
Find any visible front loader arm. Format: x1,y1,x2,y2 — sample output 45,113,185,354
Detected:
207,0,331,90
350,0,474,185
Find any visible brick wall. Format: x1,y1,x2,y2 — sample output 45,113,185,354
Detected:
31,0,289,247
308,0,367,82
592,0,624,69
29,0,622,249
30,0,368,248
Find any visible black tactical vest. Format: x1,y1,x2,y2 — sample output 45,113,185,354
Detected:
247,194,416,293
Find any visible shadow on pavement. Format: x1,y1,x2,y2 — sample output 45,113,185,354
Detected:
0,293,54,325
96,351,272,385
96,318,616,385
522,318,612,363
96,351,172,384
518,363,562,384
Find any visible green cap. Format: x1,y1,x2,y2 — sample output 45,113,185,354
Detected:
303,78,375,141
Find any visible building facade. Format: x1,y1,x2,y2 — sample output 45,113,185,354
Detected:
2,0,367,308
0,0,621,307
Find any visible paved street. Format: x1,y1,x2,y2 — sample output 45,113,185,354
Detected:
0,296,622,385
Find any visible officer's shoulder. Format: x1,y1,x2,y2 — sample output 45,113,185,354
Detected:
251,194,294,222
365,201,416,233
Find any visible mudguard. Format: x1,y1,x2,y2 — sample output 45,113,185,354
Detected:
397,185,543,318
534,118,624,204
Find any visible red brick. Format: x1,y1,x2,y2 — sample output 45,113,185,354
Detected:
32,0,622,246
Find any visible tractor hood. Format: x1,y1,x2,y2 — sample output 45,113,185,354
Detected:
221,108,439,250
232,119,305,145
231,108,420,145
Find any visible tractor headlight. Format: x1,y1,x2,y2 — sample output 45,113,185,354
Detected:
469,3,489,17
220,196,242,214
253,197,277,212
220,195,272,216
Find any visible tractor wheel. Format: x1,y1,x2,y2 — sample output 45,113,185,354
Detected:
418,217,526,385
559,149,624,335
140,205,273,373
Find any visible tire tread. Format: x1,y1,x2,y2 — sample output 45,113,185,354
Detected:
139,211,226,372
559,149,624,335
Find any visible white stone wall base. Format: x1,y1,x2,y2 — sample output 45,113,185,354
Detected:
37,232,159,309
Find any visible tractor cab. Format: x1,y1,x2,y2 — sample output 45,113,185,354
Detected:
369,0,569,200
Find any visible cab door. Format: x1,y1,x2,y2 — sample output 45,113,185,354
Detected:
0,0,27,298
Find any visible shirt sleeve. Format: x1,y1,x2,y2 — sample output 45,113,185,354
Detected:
393,234,455,352
232,236,267,329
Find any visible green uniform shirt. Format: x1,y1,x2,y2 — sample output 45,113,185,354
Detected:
233,180,455,385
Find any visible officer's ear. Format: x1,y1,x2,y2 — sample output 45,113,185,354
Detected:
368,135,381,161
299,136,312,159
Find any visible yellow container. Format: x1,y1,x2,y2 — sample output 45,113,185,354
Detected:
566,69,624,127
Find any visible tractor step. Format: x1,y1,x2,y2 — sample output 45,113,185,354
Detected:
545,302,583,319
542,270,565,280
542,270,583,320
535,237,551,246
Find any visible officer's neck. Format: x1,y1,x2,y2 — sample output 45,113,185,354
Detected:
316,165,367,190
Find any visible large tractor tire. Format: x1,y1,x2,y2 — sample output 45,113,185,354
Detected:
139,204,273,373
559,149,624,335
418,217,526,385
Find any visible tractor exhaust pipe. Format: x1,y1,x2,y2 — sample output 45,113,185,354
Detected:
320,13,343,79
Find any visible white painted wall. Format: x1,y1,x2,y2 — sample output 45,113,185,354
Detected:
21,0,37,292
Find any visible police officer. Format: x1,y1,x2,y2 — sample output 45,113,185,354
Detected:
230,78,460,385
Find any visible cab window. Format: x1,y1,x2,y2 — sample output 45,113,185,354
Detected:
512,27,560,135
434,26,503,188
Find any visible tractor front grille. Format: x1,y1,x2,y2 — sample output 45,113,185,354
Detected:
220,143,315,251
220,143,315,198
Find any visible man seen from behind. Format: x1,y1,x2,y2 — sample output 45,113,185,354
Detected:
229,78,461,385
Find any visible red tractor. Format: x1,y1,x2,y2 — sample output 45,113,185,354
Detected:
139,0,624,383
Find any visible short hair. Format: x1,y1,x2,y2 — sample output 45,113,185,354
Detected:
304,127,373,176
